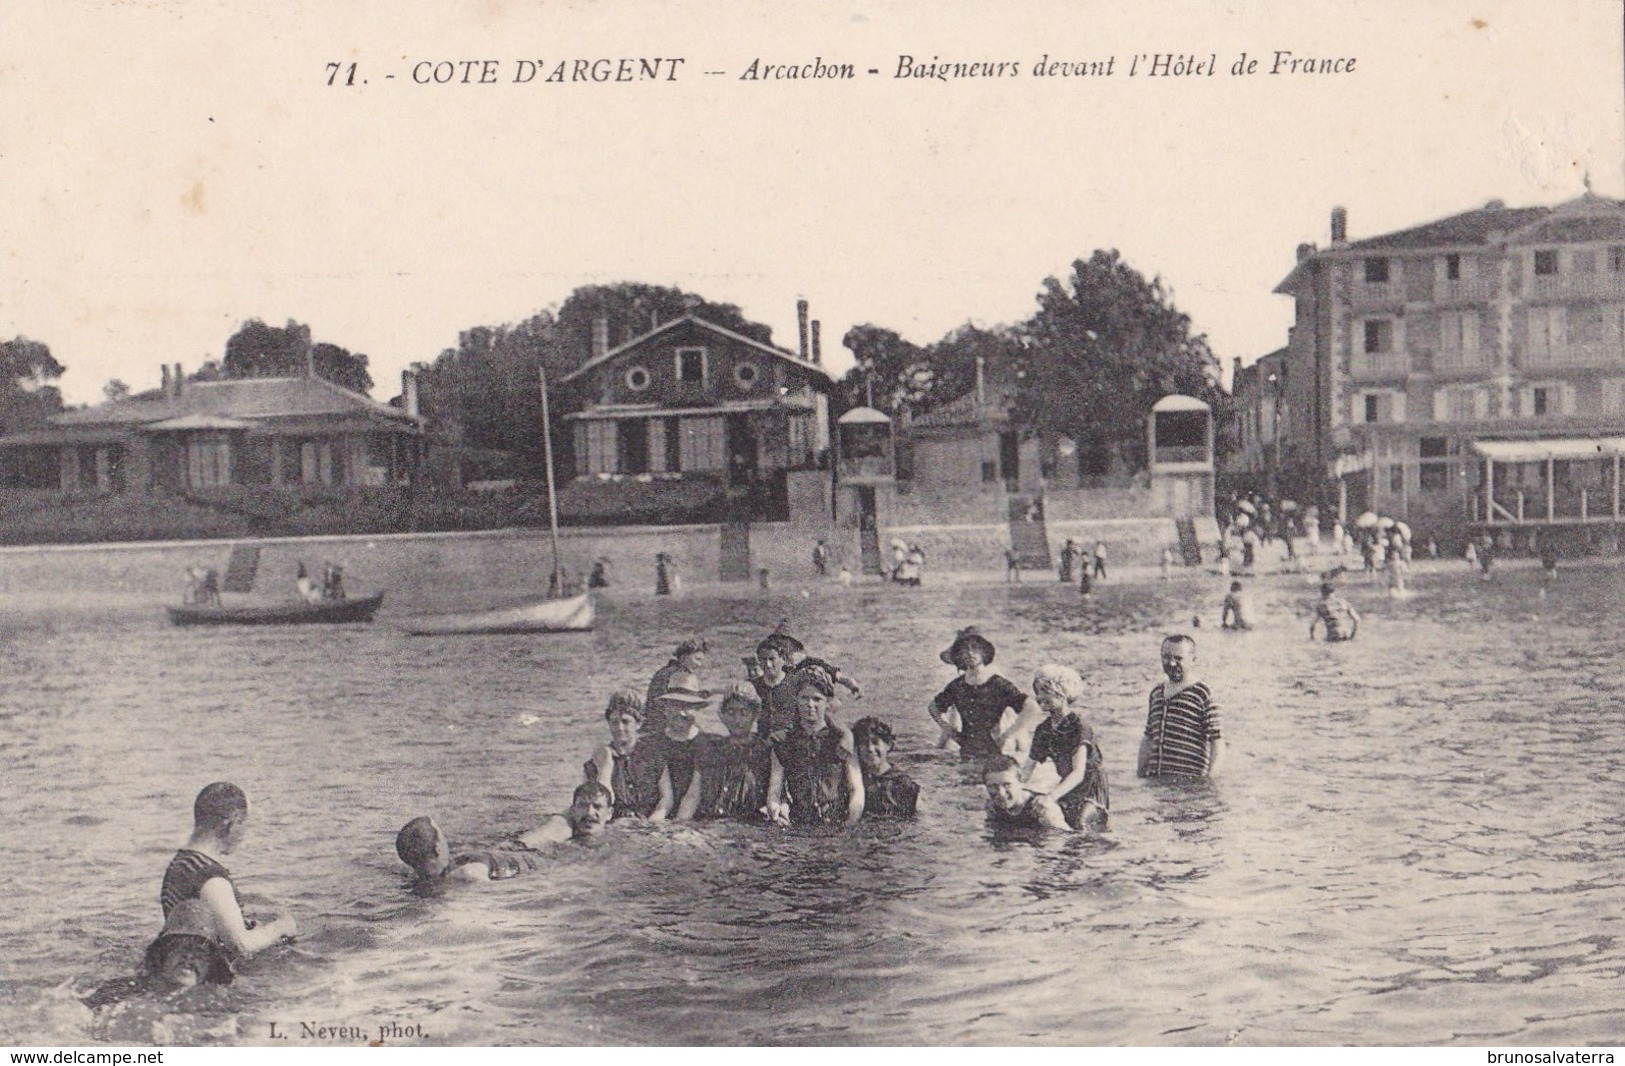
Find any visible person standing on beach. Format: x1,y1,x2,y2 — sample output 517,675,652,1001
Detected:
1093,541,1108,580
1136,635,1223,779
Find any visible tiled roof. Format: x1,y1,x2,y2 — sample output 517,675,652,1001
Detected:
1345,206,1551,251
560,314,835,385
1510,214,1625,244
51,375,420,429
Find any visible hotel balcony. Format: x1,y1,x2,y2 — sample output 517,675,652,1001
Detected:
1348,353,1413,383
1526,273,1625,301
1517,345,1625,371
1349,280,1407,308
1432,277,1495,304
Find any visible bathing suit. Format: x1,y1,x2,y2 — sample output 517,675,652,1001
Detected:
586,744,665,820
449,843,542,880
988,796,1047,830
933,674,1025,760
1030,713,1109,829
692,735,772,820
860,766,919,818
160,849,238,919
142,899,234,988
773,726,853,826
1142,682,1221,777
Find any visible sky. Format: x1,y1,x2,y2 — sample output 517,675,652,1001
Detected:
3,0,1622,406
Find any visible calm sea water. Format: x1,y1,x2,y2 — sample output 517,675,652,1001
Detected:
2,559,1623,1046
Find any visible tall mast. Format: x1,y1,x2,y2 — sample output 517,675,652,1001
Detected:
539,364,564,595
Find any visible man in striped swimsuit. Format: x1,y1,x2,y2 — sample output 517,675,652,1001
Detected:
1137,635,1224,778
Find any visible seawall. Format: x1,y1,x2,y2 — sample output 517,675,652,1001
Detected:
0,516,1210,611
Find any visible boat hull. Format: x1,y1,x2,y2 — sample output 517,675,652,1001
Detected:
402,593,594,636
166,592,385,627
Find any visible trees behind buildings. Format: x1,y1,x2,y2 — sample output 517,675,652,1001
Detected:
188,319,374,395
839,249,1227,473
0,336,66,434
411,283,778,478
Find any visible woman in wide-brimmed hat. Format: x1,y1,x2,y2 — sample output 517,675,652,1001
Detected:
644,637,709,735
926,627,1038,761
647,670,715,821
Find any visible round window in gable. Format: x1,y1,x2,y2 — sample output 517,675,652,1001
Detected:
625,366,651,392
733,362,760,390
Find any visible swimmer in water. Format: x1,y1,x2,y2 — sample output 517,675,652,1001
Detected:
146,783,296,988
1309,582,1361,643
765,667,864,827
395,783,614,884
583,689,664,821
688,683,773,822
983,755,1070,831
1220,581,1252,630
926,627,1038,761
1021,665,1109,831
851,716,920,819
1137,635,1224,779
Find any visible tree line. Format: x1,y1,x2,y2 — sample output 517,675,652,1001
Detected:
1,250,1229,476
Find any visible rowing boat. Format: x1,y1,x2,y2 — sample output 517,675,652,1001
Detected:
166,592,385,627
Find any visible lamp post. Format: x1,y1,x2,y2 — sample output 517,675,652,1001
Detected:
1266,370,1282,495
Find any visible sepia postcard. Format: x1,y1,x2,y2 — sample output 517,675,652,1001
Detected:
2,0,1623,1052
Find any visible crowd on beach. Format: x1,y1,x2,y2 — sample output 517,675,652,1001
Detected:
112,615,1227,999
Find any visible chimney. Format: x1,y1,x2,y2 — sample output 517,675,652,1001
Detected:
160,364,171,395
796,299,810,361
1233,356,1243,385
810,320,822,365
591,316,609,360
1296,242,1314,262
975,354,986,405
173,362,184,395
1330,206,1348,244
401,369,421,417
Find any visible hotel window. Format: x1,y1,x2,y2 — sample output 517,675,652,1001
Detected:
1363,319,1394,355
1364,257,1390,283
1389,465,1404,493
1444,253,1461,280
1612,247,1625,272
1526,306,1565,363
1533,249,1559,276
1360,391,1404,423
1438,311,1481,362
1532,387,1551,416
675,347,707,388
1419,463,1449,492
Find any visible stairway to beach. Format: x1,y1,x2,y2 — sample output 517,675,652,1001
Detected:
1007,495,1052,569
221,543,262,592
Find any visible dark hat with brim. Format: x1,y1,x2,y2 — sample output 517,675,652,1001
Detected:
940,626,996,665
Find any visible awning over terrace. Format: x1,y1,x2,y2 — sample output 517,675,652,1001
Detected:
1469,437,1625,463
